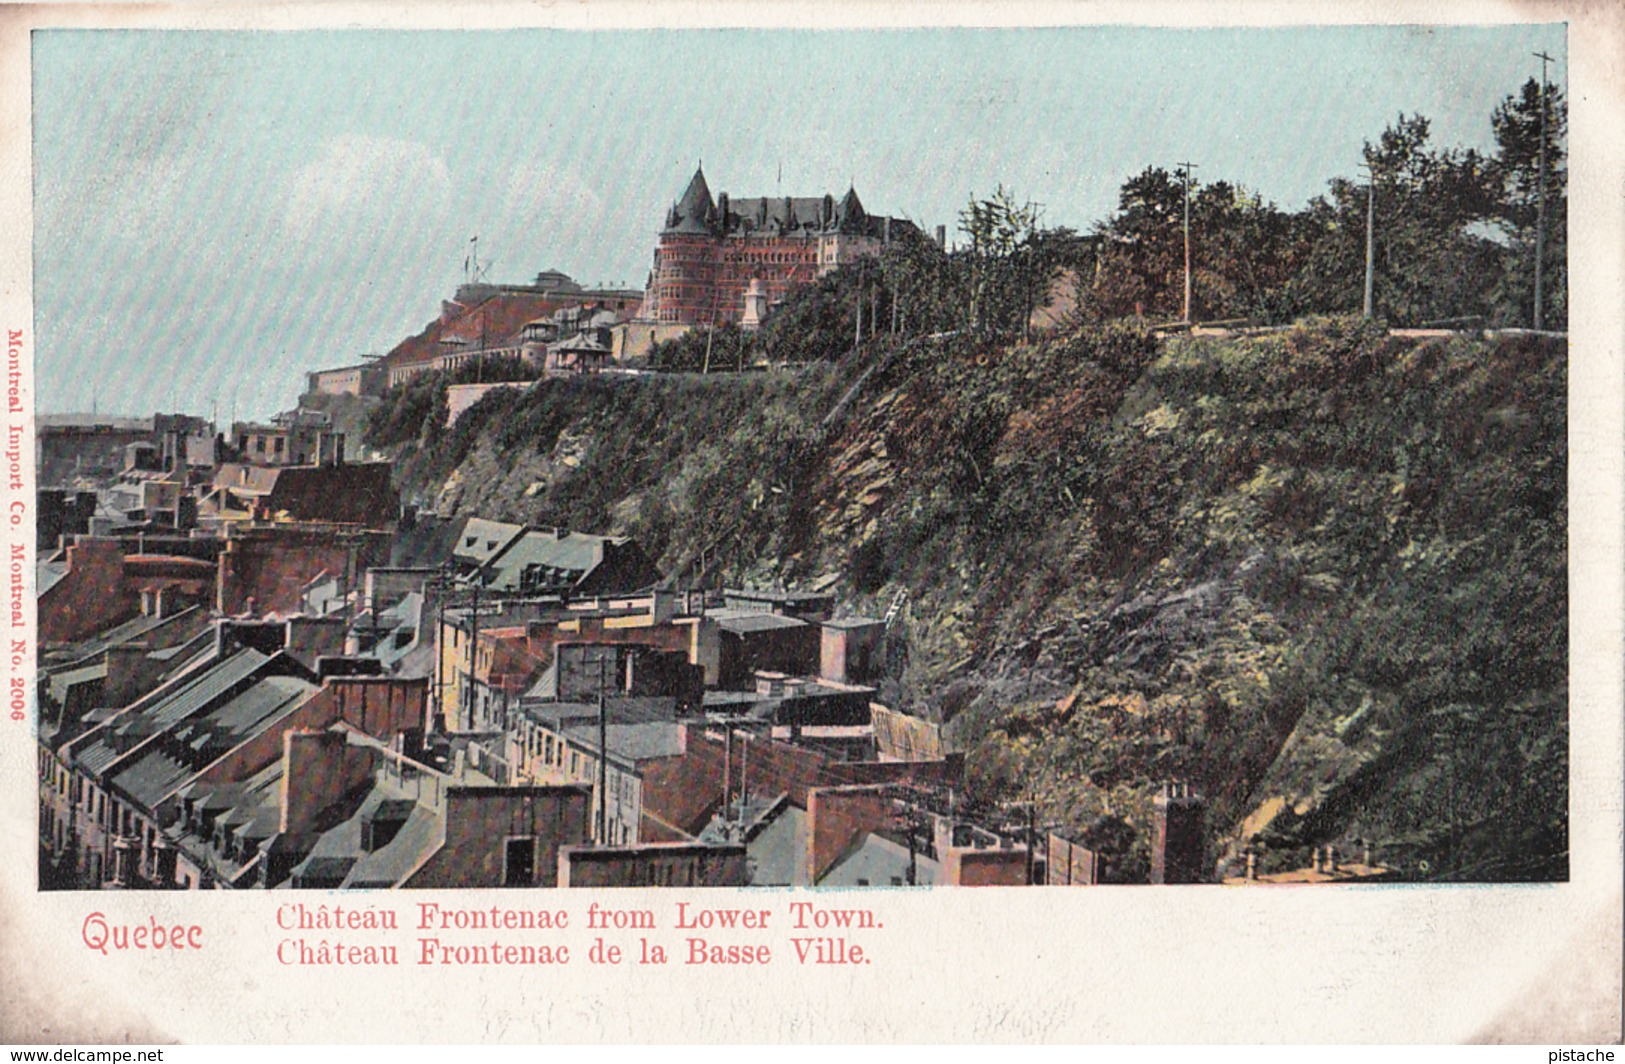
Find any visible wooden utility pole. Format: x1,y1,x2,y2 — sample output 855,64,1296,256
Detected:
1176,162,1199,323
433,572,447,731
721,723,733,824
701,298,719,374
1361,161,1377,318
853,281,863,353
467,576,480,731
1025,801,1036,885
1533,50,1555,331
597,652,609,844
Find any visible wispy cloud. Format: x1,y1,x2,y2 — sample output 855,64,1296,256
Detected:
281,134,454,241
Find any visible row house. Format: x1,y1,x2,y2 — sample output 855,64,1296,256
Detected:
38,536,217,646
38,601,214,747
169,723,592,890
38,413,216,493
670,725,1021,887
437,602,708,732
43,618,429,890
435,602,565,733
230,410,342,468
204,460,398,531
447,519,661,597
378,273,641,388
460,625,551,734
634,721,961,854
558,839,747,887
505,696,687,848
431,558,680,734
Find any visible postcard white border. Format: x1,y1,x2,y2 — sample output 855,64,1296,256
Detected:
0,0,1619,1045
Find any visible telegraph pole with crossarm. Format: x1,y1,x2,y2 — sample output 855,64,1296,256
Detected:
1176,162,1199,323
1533,50,1555,331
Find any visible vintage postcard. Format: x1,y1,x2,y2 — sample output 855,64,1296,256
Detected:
1,0,1620,1045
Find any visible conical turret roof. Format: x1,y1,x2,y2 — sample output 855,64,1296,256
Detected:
665,165,717,234
835,186,868,232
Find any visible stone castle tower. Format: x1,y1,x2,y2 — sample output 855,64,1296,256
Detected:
641,165,918,327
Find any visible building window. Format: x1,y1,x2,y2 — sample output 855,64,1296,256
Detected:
503,837,536,887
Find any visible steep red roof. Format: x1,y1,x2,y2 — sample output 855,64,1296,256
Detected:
379,292,586,372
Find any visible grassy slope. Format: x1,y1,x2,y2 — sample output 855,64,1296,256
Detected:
372,318,1567,881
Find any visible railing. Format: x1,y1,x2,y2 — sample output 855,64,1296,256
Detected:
379,756,447,813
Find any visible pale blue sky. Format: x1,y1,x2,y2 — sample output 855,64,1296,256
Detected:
32,25,1565,419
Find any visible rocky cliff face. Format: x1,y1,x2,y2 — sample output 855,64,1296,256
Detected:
369,319,1567,881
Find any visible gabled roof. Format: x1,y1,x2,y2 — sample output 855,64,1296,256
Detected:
351,590,425,668
752,806,808,885
818,830,939,887
454,517,528,569
47,662,107,706
215,464,282,497
143,648,274,730
38,560,68,597
699,797,808,885
72,647,270,776
112,749,196,812
551,331,613,356
481,529,632,593
525,664,558,700
478,632,550,690
289,765,446,889
45,606,202,671
110,672,317,806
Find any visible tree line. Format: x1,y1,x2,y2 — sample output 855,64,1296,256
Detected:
1085,80,1565,329
664,77,1565,370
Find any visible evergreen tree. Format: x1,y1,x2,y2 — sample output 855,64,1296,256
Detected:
1082,166,1186,321
1487,78,1567,328
1290,115,1500,326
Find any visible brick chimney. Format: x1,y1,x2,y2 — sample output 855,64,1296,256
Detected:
286,616,347,667
279,730,370,836
806,785,893,884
